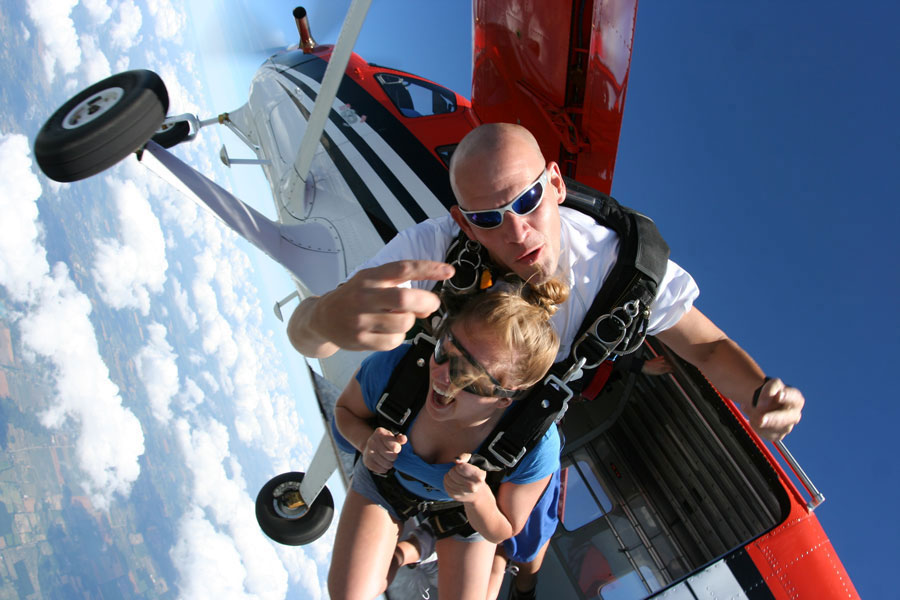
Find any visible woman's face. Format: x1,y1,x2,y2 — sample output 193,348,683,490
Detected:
425,322,520,425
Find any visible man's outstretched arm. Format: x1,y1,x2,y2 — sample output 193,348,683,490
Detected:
287,260,453,358
656,307,804,441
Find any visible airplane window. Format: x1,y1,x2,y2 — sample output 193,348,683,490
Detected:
561,457,613,531
435,144,457,168
599,566,661,600
375,73,457,118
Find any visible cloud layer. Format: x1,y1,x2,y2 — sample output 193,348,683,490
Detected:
0,133,145,509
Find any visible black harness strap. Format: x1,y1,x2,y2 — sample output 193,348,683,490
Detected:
373,335,433,433
563,178,669,349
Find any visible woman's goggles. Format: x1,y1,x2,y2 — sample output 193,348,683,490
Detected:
458,169,548,230
433,331,521,399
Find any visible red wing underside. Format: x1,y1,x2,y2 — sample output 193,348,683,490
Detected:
471,0,638,195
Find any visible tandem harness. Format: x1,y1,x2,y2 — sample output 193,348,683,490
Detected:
371,179,670,537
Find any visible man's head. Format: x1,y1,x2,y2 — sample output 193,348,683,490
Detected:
449,123,566,284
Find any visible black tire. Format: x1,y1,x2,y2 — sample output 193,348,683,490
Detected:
34,70,169,182
255,472,334,546
151,120,190,149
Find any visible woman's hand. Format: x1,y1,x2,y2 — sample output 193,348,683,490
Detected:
444,453,489,503
362,427,407,473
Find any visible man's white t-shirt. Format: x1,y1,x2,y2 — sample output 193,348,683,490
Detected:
350,207,699,361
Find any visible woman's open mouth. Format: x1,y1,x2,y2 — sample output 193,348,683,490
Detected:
431,384,455,407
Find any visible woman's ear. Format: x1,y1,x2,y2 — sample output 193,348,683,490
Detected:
497,397,513,409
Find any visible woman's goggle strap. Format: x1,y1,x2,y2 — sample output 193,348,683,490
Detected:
459,169,548,229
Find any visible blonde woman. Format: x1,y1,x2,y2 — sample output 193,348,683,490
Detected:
328,280,567,600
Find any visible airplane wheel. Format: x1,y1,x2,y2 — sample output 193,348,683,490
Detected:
255,472,334,546
151,120,190,148
34,69,169,182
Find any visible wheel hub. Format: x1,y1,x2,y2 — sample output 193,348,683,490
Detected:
62,87,125,129
272,480,311,519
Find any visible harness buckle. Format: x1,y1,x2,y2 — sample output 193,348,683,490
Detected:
445,240,483,293
375,393,411,428
544,375,574,424
562,358,587,384
571,300,649,368
487,432,527,468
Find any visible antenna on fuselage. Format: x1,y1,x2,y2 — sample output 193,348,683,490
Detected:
291,0,372,204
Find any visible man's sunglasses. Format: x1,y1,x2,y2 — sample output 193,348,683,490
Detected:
433,331,521,399
458,169,548,230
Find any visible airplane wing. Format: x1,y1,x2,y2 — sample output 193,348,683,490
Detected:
471,0,638,195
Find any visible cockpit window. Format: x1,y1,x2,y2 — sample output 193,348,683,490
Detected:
375,73,456,118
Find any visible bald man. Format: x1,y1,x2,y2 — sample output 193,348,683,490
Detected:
288,123,803,442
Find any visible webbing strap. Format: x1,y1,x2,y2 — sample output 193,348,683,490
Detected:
374,335,434,434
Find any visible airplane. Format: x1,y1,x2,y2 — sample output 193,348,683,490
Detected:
31,1,860,598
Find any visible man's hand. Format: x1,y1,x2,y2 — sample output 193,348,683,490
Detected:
641,356,674,376
363,427,407,474
289,260,453,357
744,378,804,442
444,453,489,503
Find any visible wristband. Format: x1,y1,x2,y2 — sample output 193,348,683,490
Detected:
751,377,773,407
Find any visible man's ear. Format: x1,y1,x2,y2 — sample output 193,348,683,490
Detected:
547,161,566,205
450,205,476,239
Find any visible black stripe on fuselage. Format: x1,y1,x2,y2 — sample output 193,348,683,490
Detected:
725,549,776,600
277,69,431,225
274,56,458,214
277,82,398,244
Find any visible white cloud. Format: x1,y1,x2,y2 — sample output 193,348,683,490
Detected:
179,377,204,412
0,135,48,303
171,277,198,332
109,0,143,52
20,21,31,42
79,33,111,83
26,0,81,82
135,322,180,422
25,265,146,509
171,507,256,600
0,133,145,510
192,273,239,368
173,418,291,600
92,176,168,315
146,0,186,41
199,371,219,393
114,55,131,72
81,0,112,24
156,62,202,116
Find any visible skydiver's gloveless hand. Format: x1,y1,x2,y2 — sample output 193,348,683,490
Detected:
444,453,489,504
287,260,454,358
363,427,407,474
743,378,805,442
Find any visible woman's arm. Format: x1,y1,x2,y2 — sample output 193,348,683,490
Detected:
334,375,407,474
444,454,551,543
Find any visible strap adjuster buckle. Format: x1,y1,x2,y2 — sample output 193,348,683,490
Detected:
376,393,411,428
487,432,527,468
